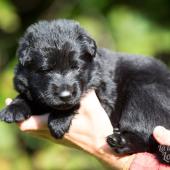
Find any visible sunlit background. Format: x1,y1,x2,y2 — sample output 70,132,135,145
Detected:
0,0,170,169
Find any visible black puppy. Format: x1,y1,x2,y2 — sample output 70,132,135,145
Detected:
1,19,170,164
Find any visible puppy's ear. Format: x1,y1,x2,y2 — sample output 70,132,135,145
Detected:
78,34,97,58
17,48,32,66
17,38,32,66
84,36,97,57
14,65,32,100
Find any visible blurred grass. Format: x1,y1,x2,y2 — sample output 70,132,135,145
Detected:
0,0,170,169
108,6,170,55
0,59,17,108
0,0,20,33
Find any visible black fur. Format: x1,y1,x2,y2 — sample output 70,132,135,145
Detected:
1,19,170,164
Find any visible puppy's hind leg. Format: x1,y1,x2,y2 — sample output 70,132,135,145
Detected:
106,82,156,155
107,128,147,154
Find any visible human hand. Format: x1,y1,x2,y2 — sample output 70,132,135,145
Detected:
16,90,114,149
6,91,170,170
153,126,170,146
6,91,134,169
130,126,170,170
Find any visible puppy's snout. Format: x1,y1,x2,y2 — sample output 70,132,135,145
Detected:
51,82,77,101
59,91,71,101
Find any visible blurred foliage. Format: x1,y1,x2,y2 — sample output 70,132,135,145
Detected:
0,0,170,169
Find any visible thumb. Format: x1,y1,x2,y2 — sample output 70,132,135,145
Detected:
153,126,170,145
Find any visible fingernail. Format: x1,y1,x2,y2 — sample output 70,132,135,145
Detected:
155,126,166,132
154,126,166,139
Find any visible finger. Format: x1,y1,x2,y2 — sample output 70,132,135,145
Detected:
19,114,49,131
153,126,170,145
130,152,159,170
5,98,12,105
80,90,105,114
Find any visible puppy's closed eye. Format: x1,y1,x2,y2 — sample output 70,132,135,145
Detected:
37,64,56,73
36,67,53,74
70,62,79,70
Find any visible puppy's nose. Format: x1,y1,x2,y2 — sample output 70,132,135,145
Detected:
59,91,71,101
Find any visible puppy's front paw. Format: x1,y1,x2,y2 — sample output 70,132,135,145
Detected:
48,113,74,139
0,104,31,123
48,120,69,138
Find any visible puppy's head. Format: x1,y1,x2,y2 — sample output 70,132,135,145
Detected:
16,19,97,110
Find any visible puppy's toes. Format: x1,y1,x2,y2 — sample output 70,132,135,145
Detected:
107,133,126,148
48,119,67,139
0,108,14,123
114,146,132,154
107,129,147,155
0,105,31,123
107,133,133,155
107,127,133,155
14,111,30,122
48,113,74,139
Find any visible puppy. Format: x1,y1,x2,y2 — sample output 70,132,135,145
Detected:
1,19,170,164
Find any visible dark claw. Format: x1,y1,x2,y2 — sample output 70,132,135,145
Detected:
107,135,118,147
107,128,130,154
107,133,126,148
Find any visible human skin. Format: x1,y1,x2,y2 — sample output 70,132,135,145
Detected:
5,90,170,169
153,126,170,146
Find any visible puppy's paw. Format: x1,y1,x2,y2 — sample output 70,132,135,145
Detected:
48,120,69,138
107,128,132,154
48,113,74,139
107,128,126,147
0,104,31,123
107,128,147,155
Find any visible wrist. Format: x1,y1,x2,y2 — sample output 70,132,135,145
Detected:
93,139,134,170
65,133,134,169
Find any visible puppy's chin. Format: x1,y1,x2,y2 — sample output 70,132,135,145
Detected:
43,96,81,111
50,100,80,110
54,104,75,110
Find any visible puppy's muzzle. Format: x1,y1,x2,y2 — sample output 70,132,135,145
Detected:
52,82,77,102
59,90,71,102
